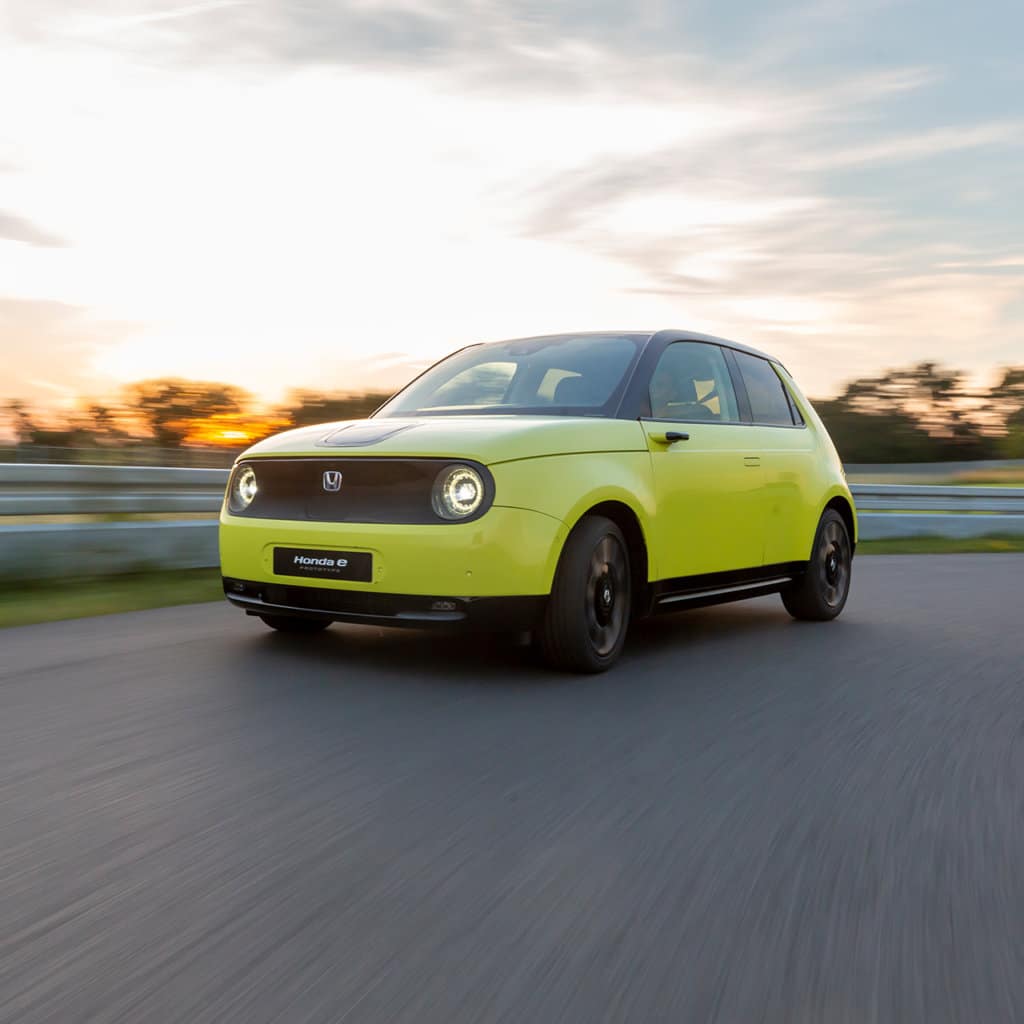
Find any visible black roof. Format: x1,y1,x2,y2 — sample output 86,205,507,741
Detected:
477,329,776,363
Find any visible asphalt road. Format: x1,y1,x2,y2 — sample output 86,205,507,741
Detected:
2,554,1023,1023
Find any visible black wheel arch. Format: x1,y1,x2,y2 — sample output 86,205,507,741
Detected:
570,500,650,618
823,495,856,553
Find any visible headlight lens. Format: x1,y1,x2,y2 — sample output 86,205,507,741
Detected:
432,465,485,520
230,465,258,511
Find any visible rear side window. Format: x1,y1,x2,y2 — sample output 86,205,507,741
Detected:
648,342,740,422
732,351,797,426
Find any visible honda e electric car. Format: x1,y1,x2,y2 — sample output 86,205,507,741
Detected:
220,330,856,672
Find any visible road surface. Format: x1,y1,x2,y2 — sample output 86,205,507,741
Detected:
2,555,1023,1022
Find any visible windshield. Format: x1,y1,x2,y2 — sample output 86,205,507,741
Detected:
375,334,647,418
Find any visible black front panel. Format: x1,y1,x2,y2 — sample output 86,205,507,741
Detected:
229,458,492,524
223,577,547,631
273,547,373,582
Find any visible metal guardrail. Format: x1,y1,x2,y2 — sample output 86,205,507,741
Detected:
1,464,1022,580
0,445,238,468
0,522,220,580
845,459,1024,482
853,483,1024,513
852,483,1024,540
0,464,229,516
0,464,229,579
3,464,1023,516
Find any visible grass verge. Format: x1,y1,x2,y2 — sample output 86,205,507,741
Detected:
0,568,223,629
858,536,1024,555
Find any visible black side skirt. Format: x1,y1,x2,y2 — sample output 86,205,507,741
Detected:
649,561,806,612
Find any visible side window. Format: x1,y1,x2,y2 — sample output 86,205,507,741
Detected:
732,351,796,426
783,385,805,425
648,343,740,422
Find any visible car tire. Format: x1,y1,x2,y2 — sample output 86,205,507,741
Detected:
781,509,852,621
539,515,631,673
258,614,332,633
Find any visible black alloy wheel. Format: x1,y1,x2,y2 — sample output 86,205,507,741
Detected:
540,515,632,673
781,508,853,621
819,517,851,609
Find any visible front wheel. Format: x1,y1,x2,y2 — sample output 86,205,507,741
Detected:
539,515,631,673
258,614,332,633
781,509,852,621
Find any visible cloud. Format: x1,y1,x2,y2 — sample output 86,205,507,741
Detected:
9,0,463,68
491,66,1024,398
0,210,66,248
70,1,251,34
0,0,878,84
0,299,139,403
1,0,1022,405
797,121,1024,171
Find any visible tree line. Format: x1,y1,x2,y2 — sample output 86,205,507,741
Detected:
811,362,1024,462
3,361,1024,462
3,382,394,451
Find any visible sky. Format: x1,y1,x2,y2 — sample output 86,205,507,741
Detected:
1,0,1022,411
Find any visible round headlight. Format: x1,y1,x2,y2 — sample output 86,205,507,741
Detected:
230,465,258,511
432,465,485,520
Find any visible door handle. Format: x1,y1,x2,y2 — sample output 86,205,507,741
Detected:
650,431,690,445
743,456,761,467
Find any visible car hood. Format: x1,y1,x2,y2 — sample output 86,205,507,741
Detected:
240,416,647,465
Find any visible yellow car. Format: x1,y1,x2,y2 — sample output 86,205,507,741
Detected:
221,331,856,672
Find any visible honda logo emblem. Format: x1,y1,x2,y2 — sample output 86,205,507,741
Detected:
322,470,343,492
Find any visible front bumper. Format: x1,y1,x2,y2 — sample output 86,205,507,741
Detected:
220,504,568,607
223,577,547,630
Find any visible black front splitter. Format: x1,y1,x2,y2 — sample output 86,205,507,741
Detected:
223,577,547,632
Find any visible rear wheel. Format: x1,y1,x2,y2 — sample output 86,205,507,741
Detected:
781,509,852,621
258,614,332,633
539,515,631,673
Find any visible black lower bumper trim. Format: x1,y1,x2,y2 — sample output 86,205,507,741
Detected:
223,577,547,631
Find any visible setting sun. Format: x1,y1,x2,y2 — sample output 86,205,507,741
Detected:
184,414,288,448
